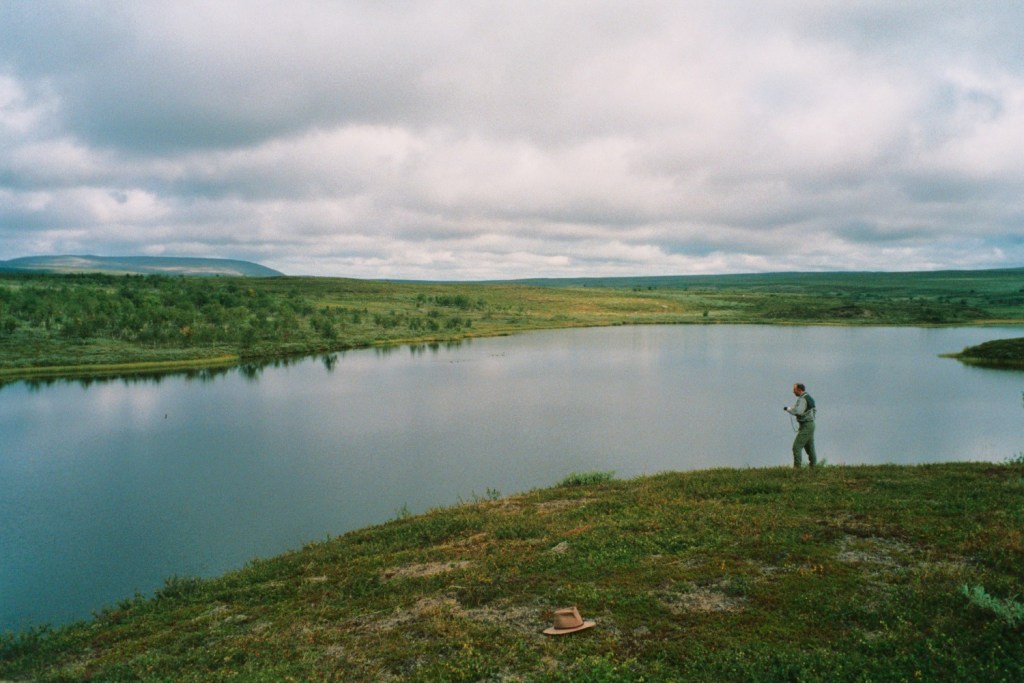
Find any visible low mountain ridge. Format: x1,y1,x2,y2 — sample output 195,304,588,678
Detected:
0,255,283,277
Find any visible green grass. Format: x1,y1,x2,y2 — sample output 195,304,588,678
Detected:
960,585,1024,627
558,471,617,487
4,462,1023,681
2,268,1024,382
946,337,1024,369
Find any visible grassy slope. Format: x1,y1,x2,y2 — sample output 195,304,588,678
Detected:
3,463,1022,681
2,268,1023,381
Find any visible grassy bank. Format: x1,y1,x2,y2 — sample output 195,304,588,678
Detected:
946,337,1024,369
2,268,1023,381
4,462,1022,681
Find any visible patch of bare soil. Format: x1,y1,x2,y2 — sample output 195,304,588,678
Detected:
351,595,542,636
464,600,543,633
380,560,472,582
442,532,491,548
548,541,571,554
836,535,913,566
660,585,746,614
535,498,593,513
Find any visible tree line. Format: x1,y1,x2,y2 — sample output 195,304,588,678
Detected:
0,274,474,353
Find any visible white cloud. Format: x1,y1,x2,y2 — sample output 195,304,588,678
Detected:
0,74,48,136
1,2,1022,277
918,69,1024,177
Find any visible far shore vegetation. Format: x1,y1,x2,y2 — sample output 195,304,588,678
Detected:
2,267,1023,382
946,336,1024,369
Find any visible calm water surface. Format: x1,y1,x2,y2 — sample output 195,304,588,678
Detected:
2,325,1022,630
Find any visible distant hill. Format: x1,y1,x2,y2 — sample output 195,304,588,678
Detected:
0,255,283,277
490,267,1024,290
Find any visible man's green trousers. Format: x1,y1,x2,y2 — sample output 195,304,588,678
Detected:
792,420,817,468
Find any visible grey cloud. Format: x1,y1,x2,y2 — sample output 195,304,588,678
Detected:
2,2,1023,278
896,172,996,204
1,2,437,152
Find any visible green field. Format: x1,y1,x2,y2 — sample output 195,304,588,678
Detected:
3,463,1022,681
2,267,1023,381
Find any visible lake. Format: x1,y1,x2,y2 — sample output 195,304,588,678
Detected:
2,324,1022,631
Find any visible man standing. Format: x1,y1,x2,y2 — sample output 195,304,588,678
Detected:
784,383,817,468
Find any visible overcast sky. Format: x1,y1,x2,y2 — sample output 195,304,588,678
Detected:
1,2,1023,279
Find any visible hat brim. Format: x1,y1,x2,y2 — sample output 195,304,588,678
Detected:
543,620,596,635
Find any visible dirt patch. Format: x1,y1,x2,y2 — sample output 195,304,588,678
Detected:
916,558,972,578
661,587,745,614
836,535,913,566
352,595,541,635
380,560,471,582
201,605,231,619
356,597,462,633
191,604,249,627
823,513,888,537
479,499,525,512
436,532,493,552
536,498,593,513
465,601,543,633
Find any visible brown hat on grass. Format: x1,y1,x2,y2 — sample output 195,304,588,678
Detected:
542,606,596,635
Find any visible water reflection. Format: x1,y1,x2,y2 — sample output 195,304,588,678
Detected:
8,365,238,393
0,341,472,393
2,325,1022,632
238,363,264,381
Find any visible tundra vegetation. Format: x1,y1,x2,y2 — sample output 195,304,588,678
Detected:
947,337,1024,369
2,268,1023,680
1,267,1023,381
2,463,1022,681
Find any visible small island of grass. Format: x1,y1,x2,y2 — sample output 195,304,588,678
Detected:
947,337,1024,369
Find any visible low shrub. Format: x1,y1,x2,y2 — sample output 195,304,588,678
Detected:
961,584,1024,627
558,470,615,487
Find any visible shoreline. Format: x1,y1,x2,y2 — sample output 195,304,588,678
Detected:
3,319,1023,384
3,269,1024,383
4,462,1022,680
